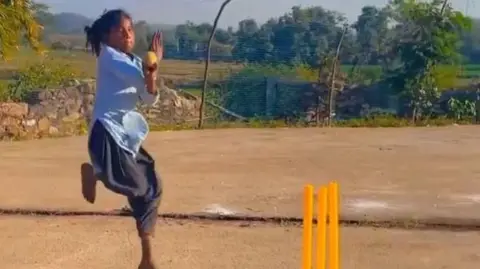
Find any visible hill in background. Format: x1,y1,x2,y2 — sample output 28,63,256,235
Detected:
40,11,175,47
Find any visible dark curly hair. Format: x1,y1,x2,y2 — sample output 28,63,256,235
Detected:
84,9,132,57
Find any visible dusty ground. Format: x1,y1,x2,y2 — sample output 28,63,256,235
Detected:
2,126,480,268
1,126,480,218
2,217,480,269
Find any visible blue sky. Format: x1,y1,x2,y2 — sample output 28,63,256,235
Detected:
39,0,478,27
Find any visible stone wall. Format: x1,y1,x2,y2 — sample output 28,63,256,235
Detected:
0,80,200,140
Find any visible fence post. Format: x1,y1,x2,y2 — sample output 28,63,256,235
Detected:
265,77,277,117
476,89,480,124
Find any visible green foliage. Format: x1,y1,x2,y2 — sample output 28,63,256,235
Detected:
335,115,411,127
2,1,479,128
234,64,298,78
295,64,318,82
0,80,9,101
434,65,461,90
385,0,472,120
447,97,476,120
352,5,390,67
7,60,84,101
347,65,383,85
360,107,397,118
404,63,441,118
0,0,44,59
334,114,469,127
26,0,480,69
148,115,468,131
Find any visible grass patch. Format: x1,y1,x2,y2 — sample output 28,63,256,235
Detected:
3,49,480,87
2,116,473,141
183,88,202,96
0,48,241,83
148,116,473,132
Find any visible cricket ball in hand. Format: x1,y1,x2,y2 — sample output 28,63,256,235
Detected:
144,51,158,69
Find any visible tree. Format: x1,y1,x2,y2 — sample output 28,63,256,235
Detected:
133,20,150,53
232,19,260,62
353,6,389,66
386,0,472,121
0,0,43,59
198,0,233,128
461,19,480,63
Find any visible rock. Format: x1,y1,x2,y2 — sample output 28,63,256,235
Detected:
181,99,195,111
28,104,44,118
38,90,54,101
66,86,81,99
4,123,25,138
56,107,67,119
62,112,81,122
1,116,20,126
83,94,95,104
48,126,59,135
65,99,81,115
0,102,28,118
23,119,36,127
82,104,94,118
55,89,68,100
45,104,59,119
78,82,95,94
37,117,50,132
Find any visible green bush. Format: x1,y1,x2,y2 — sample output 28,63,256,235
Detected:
447,97,476,120
7,60,85,101
0,80,9,101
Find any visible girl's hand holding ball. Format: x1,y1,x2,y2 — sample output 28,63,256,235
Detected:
143,31,163,94
143,31,163,72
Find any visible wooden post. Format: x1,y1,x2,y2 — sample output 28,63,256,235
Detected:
476,88,480,124
198,0,233,128
327,24,348,126
265,77,277,117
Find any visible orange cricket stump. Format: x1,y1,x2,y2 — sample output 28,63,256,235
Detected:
316,186,328,269
328,181,339,269
301,184,314,269
301,181,340,269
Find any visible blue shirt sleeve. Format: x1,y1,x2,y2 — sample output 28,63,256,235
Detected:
99,46,145,90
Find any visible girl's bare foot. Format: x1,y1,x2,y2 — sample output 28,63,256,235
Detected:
81,163,97,204
138,236,157,269
138,259,158,269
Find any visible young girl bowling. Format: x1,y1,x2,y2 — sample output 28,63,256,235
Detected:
80,9,163,269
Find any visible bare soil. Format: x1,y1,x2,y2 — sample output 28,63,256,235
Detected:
2,217,480,269
2,126,480,268
1,126,480,218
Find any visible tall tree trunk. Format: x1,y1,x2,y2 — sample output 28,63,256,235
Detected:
198,0,233,128
327,25,348,127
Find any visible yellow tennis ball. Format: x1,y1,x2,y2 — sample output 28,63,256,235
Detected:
144,51,157,67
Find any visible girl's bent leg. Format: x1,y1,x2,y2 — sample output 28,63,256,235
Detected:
88,120,163,268
129,147,162,269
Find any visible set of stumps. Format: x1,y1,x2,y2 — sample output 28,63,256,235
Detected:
301,182,339,269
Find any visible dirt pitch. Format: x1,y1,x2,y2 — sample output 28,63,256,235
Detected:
2,126,480,268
